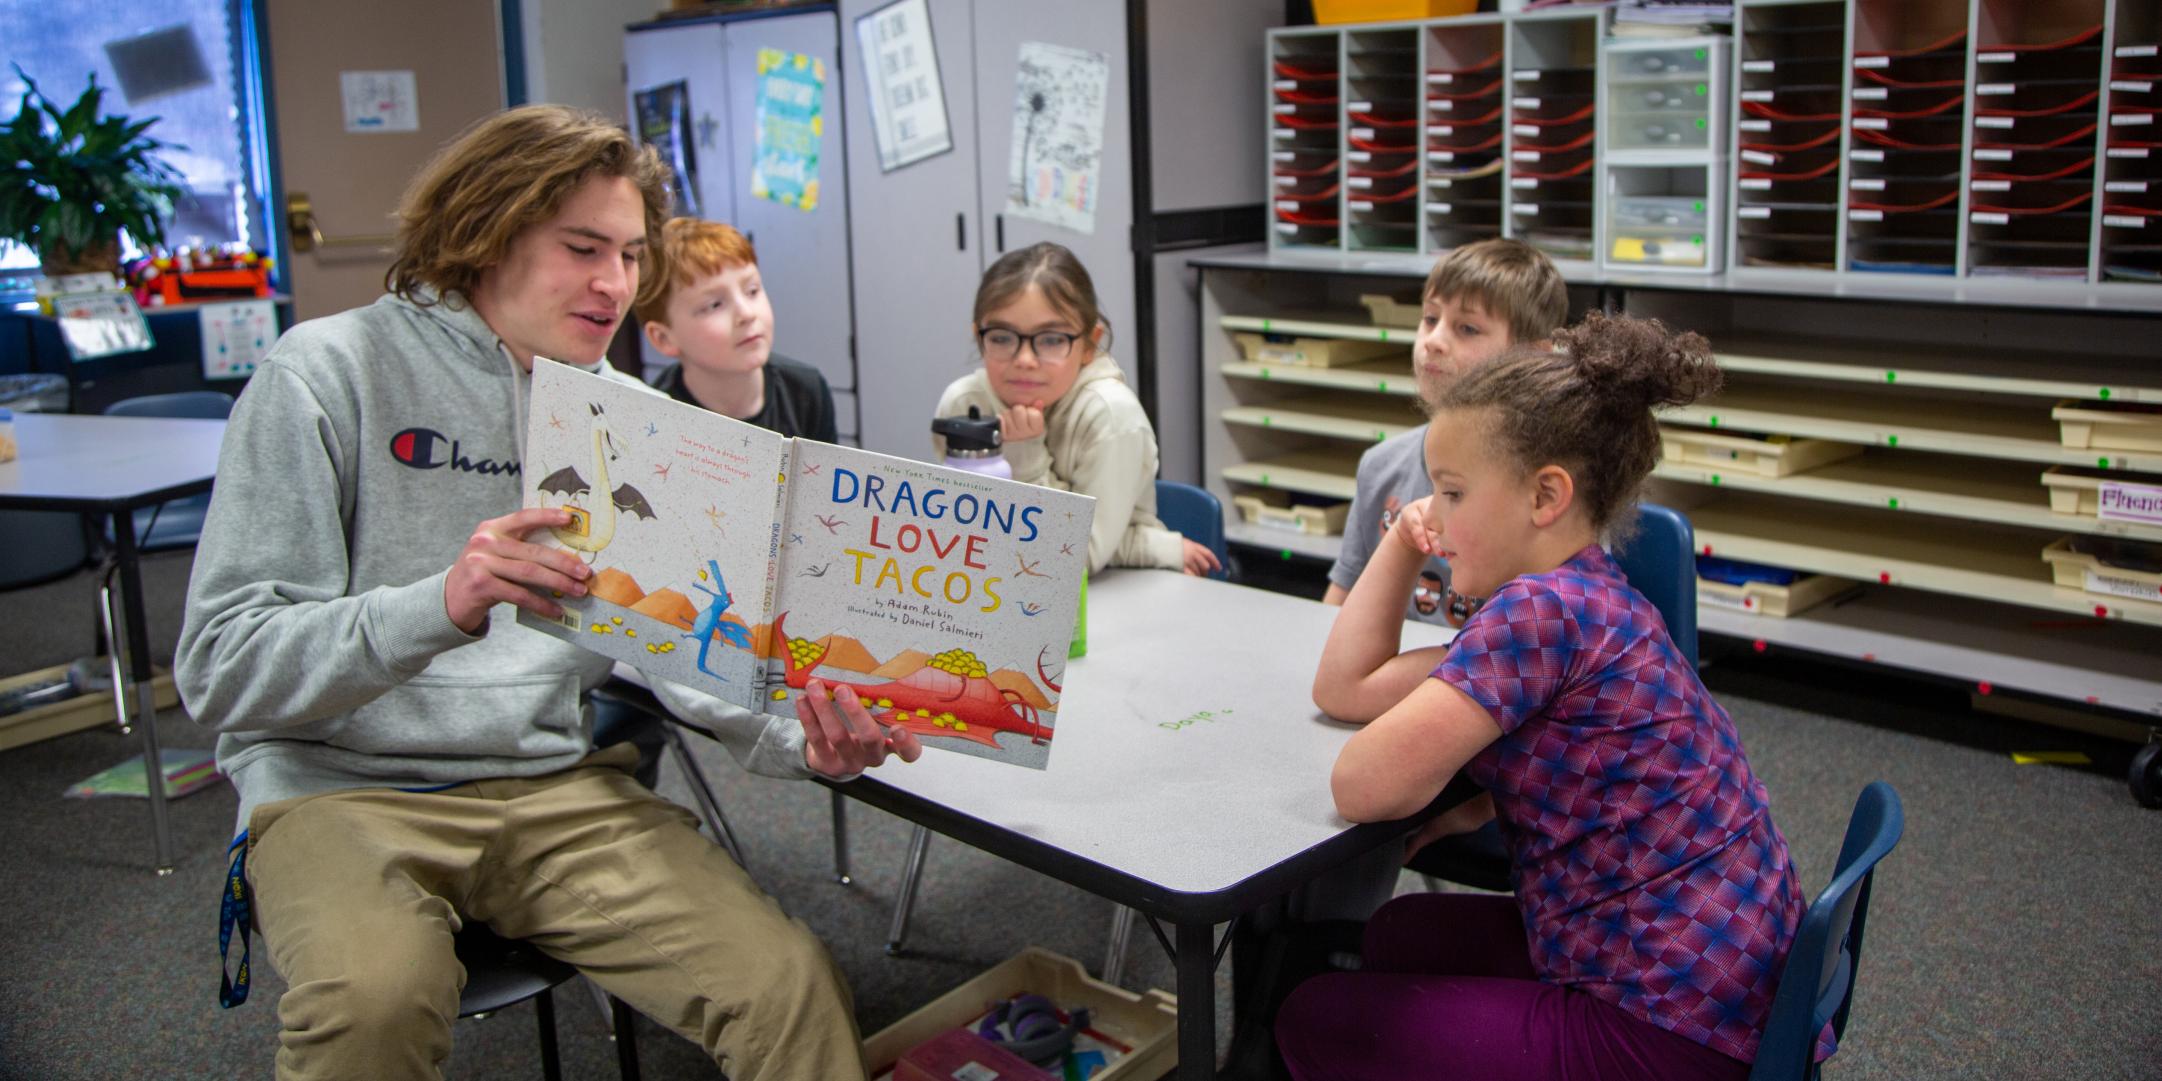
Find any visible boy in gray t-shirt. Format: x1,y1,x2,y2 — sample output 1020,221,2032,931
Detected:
1322,239,1569,630
1330,427,1467,626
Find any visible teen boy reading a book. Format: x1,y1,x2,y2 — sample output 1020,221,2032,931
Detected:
638,217,840,443
177,106,916,1081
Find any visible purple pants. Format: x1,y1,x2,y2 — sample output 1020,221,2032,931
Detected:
1275,893,1752,1081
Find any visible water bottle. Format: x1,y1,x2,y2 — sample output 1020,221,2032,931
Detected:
932,405,1010,480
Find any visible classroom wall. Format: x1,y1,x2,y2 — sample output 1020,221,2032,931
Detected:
520,0,658,121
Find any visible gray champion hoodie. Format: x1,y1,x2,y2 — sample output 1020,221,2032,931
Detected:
177,291,812,834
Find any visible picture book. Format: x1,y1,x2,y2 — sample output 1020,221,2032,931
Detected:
518,360,1095,769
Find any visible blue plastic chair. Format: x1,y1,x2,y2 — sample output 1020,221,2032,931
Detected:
103,391,234,550
1751,781,1905,1081
1610,502,1698,667
1154,479,1230,581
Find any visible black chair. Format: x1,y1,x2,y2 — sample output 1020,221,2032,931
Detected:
1409,503,1700,893
454,923,641,1081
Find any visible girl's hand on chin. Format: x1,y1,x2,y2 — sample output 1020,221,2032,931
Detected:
998,401,1047,443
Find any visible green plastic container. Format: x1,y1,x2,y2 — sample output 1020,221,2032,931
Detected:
1068,572,1087,659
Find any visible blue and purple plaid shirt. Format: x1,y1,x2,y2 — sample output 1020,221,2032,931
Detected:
1435,543,1826,1064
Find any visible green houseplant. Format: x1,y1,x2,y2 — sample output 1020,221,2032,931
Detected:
1,66,186,276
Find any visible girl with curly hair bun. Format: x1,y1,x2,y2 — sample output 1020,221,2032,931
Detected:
1286,313,1824,1081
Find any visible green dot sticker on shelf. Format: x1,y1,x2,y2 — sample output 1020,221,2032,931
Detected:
1710,474,1722,486
1886,434,1900,447
2099,387,2112,400
1696,83,1708,96
1695,117,1707,129
1262,318,1274,332
1885,371,1898,383
1378,329,1391,342
1378,380,1389,392
1692,234,1704,245
1694,48,1707,60
1888,497,1900,509
1280,549,1294,561
1260,368,1272,379
1374,430,1386,442
1709,415,1721,427
1260,473,1271,485
2098,456,2112,469
1261,415,1273,426
1692,200,1705,213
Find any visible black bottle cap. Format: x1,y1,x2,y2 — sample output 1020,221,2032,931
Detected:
931,404,1002,453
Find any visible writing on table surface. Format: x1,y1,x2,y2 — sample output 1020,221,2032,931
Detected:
1160,708,1235,733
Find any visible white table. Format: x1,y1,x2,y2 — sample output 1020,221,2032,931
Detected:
0,412,226,873
829,569,1470,1079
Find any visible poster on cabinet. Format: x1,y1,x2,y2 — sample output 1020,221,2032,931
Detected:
1004,42,1108,235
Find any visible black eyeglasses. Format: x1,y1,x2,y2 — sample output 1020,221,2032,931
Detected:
977,327,1078,362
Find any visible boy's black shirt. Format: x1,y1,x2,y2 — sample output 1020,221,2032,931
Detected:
653,355,839,444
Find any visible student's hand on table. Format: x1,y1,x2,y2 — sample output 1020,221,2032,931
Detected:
997,401,1047,444
1388,495,1445,558
799,678,923,778
443,507,592,634
1181,538,1223,577
1401,791,1496,863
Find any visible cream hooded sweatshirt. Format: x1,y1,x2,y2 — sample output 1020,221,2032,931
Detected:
932,354,1184,573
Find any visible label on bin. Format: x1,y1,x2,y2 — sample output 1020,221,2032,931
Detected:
1742,89,1775,101
1742,60,1776,73
2121,44,2161,58
2104,214,2149,229
1850,149,1885,162
2106,181,2151,193
1854,117,1888,130
1850,178,1886,191
1976,116,2015,129
1977,83,2014,95
1853,56,1889,69
1976,149,2014,160
1742,150,1777,164
1740,178,1773,190
1971,180,2011,191
1854,87,1888,100
1850,209,1885,221
2115,113,2157,127
2098,481,2162,527
2109,147,2152,158
2111,80,2153,94
1738,206,1773,219
1970,212,2011,225
2084,569,2162,604
1740,120,1772,132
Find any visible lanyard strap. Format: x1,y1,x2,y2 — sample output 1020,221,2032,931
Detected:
218,831,252,1008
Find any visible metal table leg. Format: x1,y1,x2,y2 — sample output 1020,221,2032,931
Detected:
1175,920,1216,1081
111,510,175,875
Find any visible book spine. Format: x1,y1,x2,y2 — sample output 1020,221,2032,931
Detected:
760,441,794,639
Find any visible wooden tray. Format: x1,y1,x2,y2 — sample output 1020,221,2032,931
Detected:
1358,293,1422,329
2054,400,2162,454
2042,537,2162,605
0,663,179,753
1661,427,1863,477
1231,332,1400,369
1233,492,1353,536
865,947,1175,1081
2040,466,2162,519
1697,573,1858,618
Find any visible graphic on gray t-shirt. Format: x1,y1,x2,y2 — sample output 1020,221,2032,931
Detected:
1328,424,1469,627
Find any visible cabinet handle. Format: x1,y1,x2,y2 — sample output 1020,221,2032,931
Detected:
957,213,967,251
995,213,1005,253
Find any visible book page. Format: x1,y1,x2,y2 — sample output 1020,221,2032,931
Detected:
517,361,787,709
766,440,1095,770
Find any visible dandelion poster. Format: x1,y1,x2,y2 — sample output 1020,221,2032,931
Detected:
1004,41,1109,235
752,49,825,212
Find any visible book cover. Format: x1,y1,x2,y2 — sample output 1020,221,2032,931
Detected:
518,360,1094,769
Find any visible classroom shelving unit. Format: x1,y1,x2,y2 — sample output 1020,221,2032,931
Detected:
1731,0,1850,272
1964,3,2109,279
1602,36,1730,273
2102,6,2162,283
1423,15,1508,252
1507,7,1607,269
1195,247,2162,722
1844,0,1970,276
1266,6,1610,262
1271,28,1346,252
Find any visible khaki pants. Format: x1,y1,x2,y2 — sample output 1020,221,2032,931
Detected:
243,744,866,1081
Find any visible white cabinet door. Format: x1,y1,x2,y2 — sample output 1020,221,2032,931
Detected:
841,0,984,459
970,3,1137,385
623,22,734,227
723,12,857,394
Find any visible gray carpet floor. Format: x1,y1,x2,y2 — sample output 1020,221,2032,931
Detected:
1,550,2157,1080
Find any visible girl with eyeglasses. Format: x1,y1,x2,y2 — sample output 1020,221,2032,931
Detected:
932,242,1221,576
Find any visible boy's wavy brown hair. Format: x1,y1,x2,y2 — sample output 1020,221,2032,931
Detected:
386,105,674,308
1423,238,1569,344
1439,311,1723,537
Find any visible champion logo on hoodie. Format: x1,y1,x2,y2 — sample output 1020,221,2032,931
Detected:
389,427,521,476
